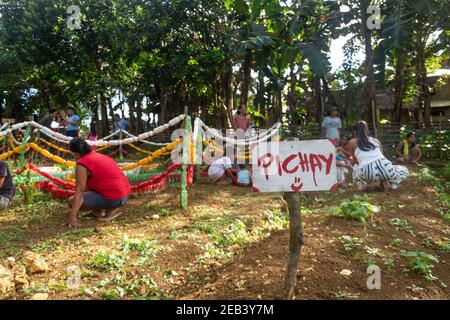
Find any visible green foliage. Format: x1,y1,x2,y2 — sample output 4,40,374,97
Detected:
97,273,159,300
0,225,26,258
442,161,450,180
416,167,441,186
262,208,288,230
383,258,395,270
335,290,360,299
329,195,380,223
19,171,38,205
167,228,190,240
389,238,403,248
390,218,414,235
415,167,449,222
87,252,125,272
340,235,365,251
159,208,173,218
121,236,159,258
421,130,449,160
401,250,439,280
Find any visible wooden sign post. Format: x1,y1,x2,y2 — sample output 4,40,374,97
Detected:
252,139,337,299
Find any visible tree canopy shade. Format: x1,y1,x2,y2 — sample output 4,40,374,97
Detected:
0,0,448,132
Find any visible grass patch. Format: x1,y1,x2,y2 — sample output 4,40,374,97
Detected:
59,228,95,241
0,225,27,258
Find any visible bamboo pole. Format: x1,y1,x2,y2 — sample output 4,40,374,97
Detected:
181,115,191,209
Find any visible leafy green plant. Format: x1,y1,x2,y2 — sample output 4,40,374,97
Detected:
390,218,414,235
435,239,450,252
421,236,434,248
121,236,159,258
364,246,384,257
416,168,441,187
383,258,394,270
335,290,360,299
159,208,173,217
329,195,380,223
401,250,439,280
262,208,288,229
443,161,450,180
167,228,190,240
340,235,364,251
19,171,38,205
101,289,120,300
87,252,125,272
389,238,403,248
420,130,449,160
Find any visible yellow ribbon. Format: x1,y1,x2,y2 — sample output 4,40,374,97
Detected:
203,140,252,160
29,143,76,166
127,143,152,154
403,140,409,157
38,138,72,153
120,139,182,171
0,144,30,160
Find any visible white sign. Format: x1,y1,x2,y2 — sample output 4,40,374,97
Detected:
252,140,337,193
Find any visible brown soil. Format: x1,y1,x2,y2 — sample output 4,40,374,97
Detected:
1,166,449,300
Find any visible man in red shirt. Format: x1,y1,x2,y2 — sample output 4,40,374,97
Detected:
66,138,131,227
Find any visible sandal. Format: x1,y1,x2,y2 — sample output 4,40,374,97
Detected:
98,208,123,222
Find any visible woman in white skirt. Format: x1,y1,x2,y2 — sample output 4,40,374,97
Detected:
350,121,409,191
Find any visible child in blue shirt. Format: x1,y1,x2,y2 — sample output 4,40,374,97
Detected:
236,164,252,187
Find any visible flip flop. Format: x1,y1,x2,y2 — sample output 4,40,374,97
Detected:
83,210,106,219
98,208,123,222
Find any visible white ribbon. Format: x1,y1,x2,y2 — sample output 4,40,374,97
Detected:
0,115,186,147
196,118,281,146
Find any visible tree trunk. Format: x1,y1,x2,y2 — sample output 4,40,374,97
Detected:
100,93,109,136
283,186,303,299
287,62,299,126
159,87,167,126
393,50,407,123
361,1,377,127
222,59,234,127
314,76,324,127
419,51,431,127
239,52,252,108
136,95,144,133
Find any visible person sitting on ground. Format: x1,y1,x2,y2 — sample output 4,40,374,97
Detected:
235,164,252,187
395,132,422,165
207,156,234,184
66,138,131,228
0,161,13,210
350,121,409,192
336,136,353,188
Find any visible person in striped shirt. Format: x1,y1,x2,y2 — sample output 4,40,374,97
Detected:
350,121,409,192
